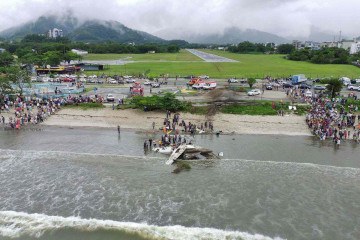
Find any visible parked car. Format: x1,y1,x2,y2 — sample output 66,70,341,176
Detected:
144,80,152,85
282,82,294,88
305,90,313,97
126,78,136,83
106,94,115,102
247,89,261,96
265,84,273,90
62,77,74,82
151,82,160,88
347,85,360,91
299,83,311,89
314,85,326,91
199,75,209,79
351,79,360,84
108,79,118,84
203,82,217,90
228,78,238,83
184,75,195,79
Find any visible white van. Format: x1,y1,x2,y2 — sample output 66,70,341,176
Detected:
339,77,351,86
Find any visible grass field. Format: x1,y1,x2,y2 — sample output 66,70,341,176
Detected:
85,49,360,79
83,49,202,62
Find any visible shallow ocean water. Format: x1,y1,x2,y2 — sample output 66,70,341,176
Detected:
0,126,359,240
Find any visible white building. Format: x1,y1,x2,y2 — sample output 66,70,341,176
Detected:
350,42,360,54
304,41,321,50
0,48,5,53
48,28,63,38
320,41,339,48
339,40,355,51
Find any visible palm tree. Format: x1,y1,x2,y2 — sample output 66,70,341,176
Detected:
326,79,343,98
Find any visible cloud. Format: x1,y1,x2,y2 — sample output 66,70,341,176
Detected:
0,0,359,40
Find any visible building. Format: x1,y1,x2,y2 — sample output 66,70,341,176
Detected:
304,41,321,50
350,42,360,54
292,40,304,50
35,65,81,75
0,48,5,53
75,63,104,71
339,40,355,51
48,28,63,38
320,41,338,48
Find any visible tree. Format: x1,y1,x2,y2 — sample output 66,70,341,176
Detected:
63,51,82,64
4,66,31,96
237,41,256,53
0,52,14,67
247,78,256,88
277,44,295,54
43,51,62,66
167,45,180,53
0,74,13,97
326,79,343,98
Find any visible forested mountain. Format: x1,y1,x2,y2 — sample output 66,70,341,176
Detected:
0,15,165,44
164,27,289,44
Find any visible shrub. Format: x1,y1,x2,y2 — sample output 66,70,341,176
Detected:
131,93,189,112
64,102,104,110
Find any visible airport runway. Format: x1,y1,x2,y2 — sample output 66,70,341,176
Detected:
186,49,238,62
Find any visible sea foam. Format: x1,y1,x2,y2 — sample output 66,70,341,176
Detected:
0,211,283,240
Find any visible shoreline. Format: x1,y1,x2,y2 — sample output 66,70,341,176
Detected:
40,108,312,136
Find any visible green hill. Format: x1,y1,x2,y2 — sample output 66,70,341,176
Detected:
0,15,165,44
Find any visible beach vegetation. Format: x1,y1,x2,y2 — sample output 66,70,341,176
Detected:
293,105,311,115
131,93,190,112
64,102,105,110
220,101,288,115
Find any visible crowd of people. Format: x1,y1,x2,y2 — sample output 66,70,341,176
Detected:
0,94,104,129
144,110,215,150
306,95,360,145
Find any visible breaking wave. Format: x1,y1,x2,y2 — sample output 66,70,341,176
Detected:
0,211,283,240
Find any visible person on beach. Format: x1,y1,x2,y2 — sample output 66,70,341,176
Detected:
143,140,148,149
149,139,152,148
117,125,120,134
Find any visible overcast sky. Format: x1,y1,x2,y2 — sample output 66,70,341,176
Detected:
0,0,359,39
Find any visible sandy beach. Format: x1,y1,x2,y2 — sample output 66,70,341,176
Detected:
41,108,311,136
